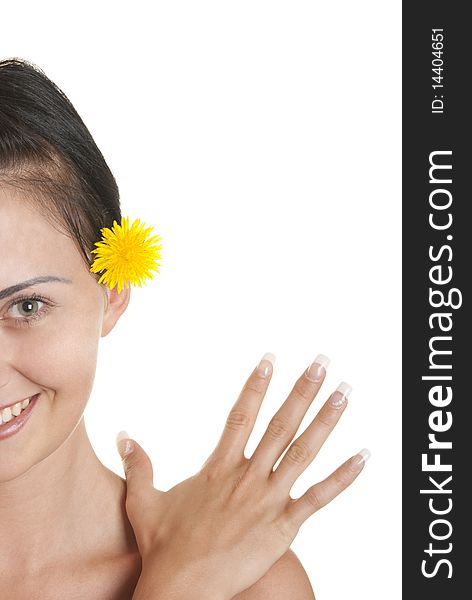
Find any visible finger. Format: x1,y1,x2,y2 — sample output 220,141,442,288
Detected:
116,431,156,494
270,382,351,490
285,448,371,528
211,352,275,466
247,354,330,476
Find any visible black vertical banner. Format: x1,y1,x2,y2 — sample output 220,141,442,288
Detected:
403,2,469,596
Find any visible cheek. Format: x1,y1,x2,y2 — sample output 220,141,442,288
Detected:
20,310,102,411
0,308,103,478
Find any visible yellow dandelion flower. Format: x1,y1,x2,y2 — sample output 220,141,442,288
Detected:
90,216,162,294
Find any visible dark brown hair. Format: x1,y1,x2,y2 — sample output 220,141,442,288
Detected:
0,57,121,273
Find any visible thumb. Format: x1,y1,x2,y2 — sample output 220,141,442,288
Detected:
116,430,154,493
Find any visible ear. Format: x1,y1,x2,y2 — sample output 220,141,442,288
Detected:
100,284,131,337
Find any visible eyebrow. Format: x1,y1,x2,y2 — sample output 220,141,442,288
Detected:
0,276,73,301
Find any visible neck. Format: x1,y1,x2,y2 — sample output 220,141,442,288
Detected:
0,418,138,575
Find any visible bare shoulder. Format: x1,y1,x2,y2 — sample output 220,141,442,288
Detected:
232,549,316,600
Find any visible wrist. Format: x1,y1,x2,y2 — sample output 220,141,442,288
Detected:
132,559,227,600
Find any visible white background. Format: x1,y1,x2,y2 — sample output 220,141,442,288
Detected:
2,2,401,598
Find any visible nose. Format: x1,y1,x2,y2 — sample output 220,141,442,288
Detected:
0,326,15,390
0,361,12,391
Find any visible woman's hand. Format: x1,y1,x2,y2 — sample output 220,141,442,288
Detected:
116,353,370,600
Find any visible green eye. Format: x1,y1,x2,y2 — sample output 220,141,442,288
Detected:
4,293,55,328
15,299,41,317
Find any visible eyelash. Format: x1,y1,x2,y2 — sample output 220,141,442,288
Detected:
6,293,56,328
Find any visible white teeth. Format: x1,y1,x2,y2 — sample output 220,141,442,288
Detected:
2,407,13,423
1,397,32,425
12,402,23,416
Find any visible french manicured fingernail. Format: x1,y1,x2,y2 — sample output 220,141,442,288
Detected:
256,352,276,377
116,430,134,456
350,448,371,469
305,353,330,382
329,381,352,408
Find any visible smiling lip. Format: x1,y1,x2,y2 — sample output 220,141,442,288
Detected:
0,393,40,441
0,395,36,411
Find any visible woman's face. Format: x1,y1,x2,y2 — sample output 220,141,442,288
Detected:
0,187,129,482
